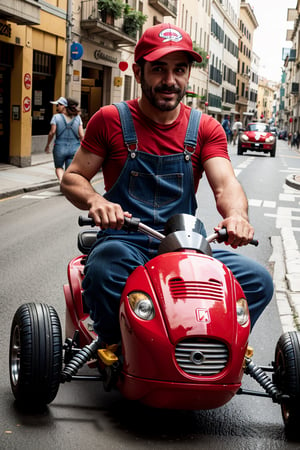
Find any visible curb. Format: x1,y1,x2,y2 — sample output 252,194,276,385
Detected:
0,180,59,200
286,174,300,191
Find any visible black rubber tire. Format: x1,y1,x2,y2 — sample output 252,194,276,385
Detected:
9,303,62,408
237,142,243,155
270,145,276,157
274,331,300,435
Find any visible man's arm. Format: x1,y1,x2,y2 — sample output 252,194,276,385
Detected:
61,146,128,229
45,124,56,153
203,156,254,248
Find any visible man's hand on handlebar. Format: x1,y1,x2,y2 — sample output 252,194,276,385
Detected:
215,215,255,249
87,196,132,230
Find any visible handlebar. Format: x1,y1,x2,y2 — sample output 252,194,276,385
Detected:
78,216,165,241
78,216,258,246
206,229,258,246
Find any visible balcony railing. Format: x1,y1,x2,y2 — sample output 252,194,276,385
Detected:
81,0,137,47
148,0,177,18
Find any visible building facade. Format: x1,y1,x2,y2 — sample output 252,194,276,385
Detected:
69,0,178,127
209,0,240,122
235,0,257,123
0,0,67,166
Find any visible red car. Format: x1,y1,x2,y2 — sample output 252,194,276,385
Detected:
238,122,276,157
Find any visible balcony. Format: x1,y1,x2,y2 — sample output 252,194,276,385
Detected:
148,0,177,18
0,0,40,25
81,0,137,47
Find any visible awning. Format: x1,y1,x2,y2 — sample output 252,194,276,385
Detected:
186,91,199,98
208,106,222,113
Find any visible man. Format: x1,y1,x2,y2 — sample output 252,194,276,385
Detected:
232,116,243,145
61,24,273,356
221,115,231,143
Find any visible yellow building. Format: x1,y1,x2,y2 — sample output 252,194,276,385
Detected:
0,0,67,167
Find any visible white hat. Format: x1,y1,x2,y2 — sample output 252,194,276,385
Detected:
50,97,68,107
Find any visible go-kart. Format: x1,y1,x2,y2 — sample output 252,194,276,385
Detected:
9,214,300,435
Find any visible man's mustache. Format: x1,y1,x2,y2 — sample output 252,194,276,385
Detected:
154,85,181,94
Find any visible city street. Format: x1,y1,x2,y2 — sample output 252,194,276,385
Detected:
1,137,300,449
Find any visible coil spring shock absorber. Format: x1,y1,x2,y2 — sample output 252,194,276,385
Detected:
244,357,280,400
61,339,99,382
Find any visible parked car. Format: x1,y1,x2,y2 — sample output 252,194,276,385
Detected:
278,130,288,140
237,122,276,157
270,126,278,136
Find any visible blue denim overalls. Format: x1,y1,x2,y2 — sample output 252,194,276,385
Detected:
83,102,273,344
52,114,81,169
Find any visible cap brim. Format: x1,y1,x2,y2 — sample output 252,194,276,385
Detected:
143,47,202,63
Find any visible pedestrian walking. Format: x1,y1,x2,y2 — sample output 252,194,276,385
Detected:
61,23,273,355
232,116,243,145
291,131,298,148
45,97,84,183
222,115,232,143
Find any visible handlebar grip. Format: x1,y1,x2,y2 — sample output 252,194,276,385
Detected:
217,228,259,246
78,216,95,227
122,216,140,232
78,215,141,232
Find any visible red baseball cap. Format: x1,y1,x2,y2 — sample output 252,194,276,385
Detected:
134,23,202,63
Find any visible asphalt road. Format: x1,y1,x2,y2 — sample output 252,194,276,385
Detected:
1,138,300,449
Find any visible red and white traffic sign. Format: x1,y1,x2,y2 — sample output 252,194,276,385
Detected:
23,96,31,112
24,73,31,90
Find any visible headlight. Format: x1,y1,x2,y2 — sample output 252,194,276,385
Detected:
265,136,275,143
128,291,155,320
236,298,249,326
240,134,249,142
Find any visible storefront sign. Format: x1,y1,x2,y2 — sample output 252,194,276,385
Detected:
0,22,11,38
23,97,31,113
73,70,80,82
24,73,31,89
94,50,117,64
114,77,122,87
12,105,20,120
119,61,128,72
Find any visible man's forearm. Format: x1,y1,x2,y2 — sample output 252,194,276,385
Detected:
215,182,249,221
61,173,102,211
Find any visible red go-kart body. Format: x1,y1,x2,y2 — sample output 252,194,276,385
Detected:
65,239,250,410
10,214,300,434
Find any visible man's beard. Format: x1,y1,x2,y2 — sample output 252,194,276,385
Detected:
140,76,186,111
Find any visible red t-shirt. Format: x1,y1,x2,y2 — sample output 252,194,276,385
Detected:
81,99,229,192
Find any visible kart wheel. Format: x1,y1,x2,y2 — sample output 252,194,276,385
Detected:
274,331,300,434
9,303,62,409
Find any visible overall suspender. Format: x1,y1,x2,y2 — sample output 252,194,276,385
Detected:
114,101,202,159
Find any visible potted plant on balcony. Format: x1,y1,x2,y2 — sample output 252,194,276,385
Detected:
123,4,147,38
98,0,124,25
192,43,209,69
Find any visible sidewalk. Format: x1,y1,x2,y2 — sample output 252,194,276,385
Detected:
0,153,59,200
0,152,103,200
